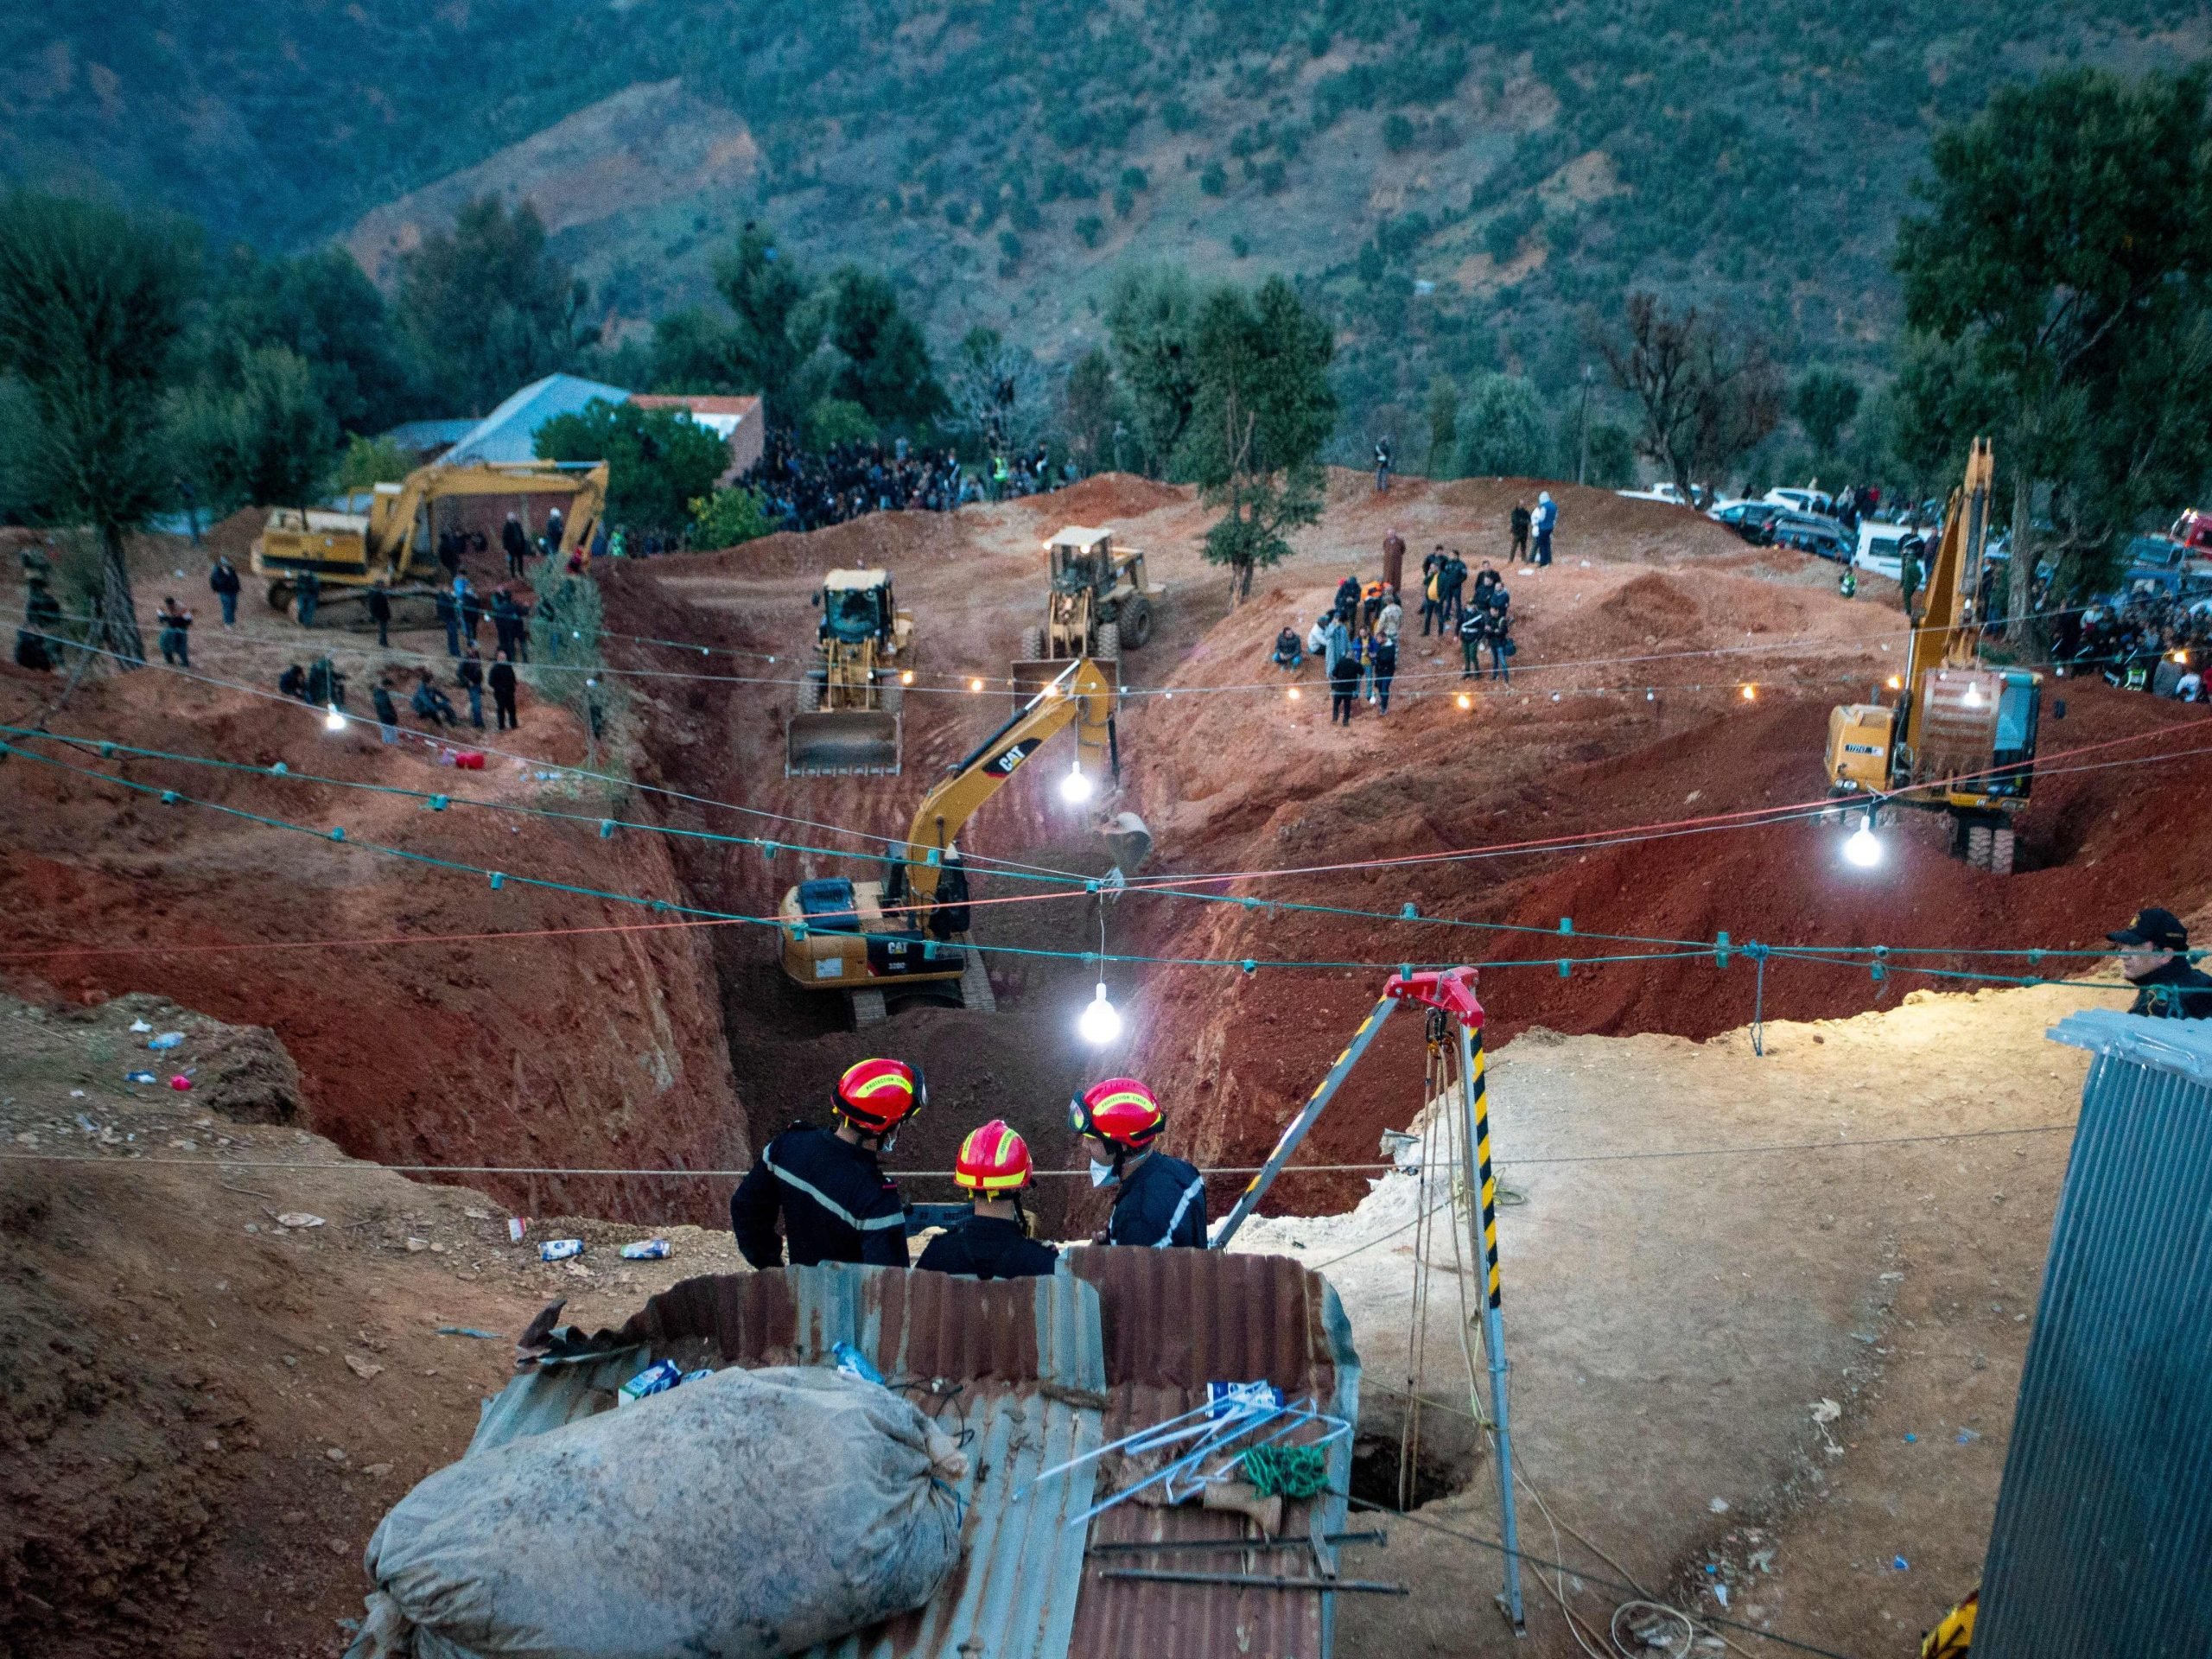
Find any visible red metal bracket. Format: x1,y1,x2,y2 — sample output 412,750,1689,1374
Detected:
1383,966,1484,1029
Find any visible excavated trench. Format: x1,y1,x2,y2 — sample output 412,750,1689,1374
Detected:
599,476,2212,1231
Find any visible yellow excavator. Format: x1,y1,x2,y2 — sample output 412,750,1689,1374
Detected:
1823,437,2042,873
785,568,913,777
779,658,1153,1026
251,458,608,623
1012,526,1161,695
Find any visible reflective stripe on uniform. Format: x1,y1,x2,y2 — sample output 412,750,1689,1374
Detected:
1153,1176,1205,1249
763,1148,906,1230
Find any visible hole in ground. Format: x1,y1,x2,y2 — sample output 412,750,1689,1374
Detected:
1348,1406,1482,1511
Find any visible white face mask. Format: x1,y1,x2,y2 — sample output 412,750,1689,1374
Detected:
1089,1160,1119,1189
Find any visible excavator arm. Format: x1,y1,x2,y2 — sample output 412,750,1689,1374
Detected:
900,659,1117,905
364,461,611,579
1901,436,1994,751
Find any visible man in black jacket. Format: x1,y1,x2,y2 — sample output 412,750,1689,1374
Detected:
488,652,519,731
730,1058,923,1268
366,582,392,648
2111,907,2212,1019
1071,1077,1206,1248
501,512,530,578
916,1120,1059,1279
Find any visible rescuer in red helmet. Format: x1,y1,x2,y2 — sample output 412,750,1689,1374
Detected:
914,1120,1060,1280
730,1057,922,1268
1070,1077,1206,1248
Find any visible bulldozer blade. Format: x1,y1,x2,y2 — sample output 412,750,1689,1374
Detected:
785,710,901,777
1098,810,1153,874
1012,656,1119,699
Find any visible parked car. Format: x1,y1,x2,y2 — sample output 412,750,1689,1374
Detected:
1769,512,1854,563
1617,481,1694,505
1854,523,1927,581
1763,486,1836,518
1707,499,1786,544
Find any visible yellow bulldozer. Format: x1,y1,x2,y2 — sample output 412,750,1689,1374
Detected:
785,569,914,777
1822,438,2042,873
251,458,608,624
1012,526,1161,695
779,658,1153,1026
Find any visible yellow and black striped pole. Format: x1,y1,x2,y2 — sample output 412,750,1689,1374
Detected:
1457,1016,1524,1630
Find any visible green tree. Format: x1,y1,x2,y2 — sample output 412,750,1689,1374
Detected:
945,327,1048,456
1423,375,1458,477
171,344,337,512
1896,67,2212,629
397,197,593,414
691,485,776,548
1600,292,1783,498
1062,346,1125,474
336,434,412,492
803,397,877,450
1791,369,1862,467
1453,372,1548,477
195,244,419,434
524,556,618,766
0,192,194,665
824,267,944,428
534,398,731,533
1176,276,1337,601
1586,421,1637,489
1104,264,1201,475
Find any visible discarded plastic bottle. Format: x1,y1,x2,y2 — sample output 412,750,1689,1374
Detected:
620,1238,671,1261
832,1340,887,1387
537,1238,585,1263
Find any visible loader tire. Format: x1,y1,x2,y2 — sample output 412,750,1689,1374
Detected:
265,581,294,613
1094,622,1121,664
1989,826,2015,876
1023,625,1046,661
1965,823,1993,871
1122,596,1154,649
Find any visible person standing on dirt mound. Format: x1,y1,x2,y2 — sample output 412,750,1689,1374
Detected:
916,1121,1059,1280
1510,501,1531,562
1334,573,1361,625
1382,526,1406,595
1420,548,1446,635
731,1058,922,1268
1532,492,1557,567
2110,907,2212,1020
1071,1079,1205,1248
1438,550,1468,628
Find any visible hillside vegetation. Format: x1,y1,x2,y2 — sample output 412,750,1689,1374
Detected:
16,3,2202,448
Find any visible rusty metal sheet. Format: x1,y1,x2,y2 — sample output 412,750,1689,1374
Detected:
1064,1250,1363,1659
467,1265,1105,1659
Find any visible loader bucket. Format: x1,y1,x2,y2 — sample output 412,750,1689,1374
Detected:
785,710,901,777
1012,656,1120,699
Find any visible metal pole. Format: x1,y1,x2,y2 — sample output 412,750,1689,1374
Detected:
1457,1018,1524,1632
1211,995,1396,1248
1577,365,1593,486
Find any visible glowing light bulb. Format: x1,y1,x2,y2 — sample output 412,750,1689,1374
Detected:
1961,680,1981,707
900,669,915,684
969,677,985,693
1740,683,1758,702
2174,650,2190,664
1886,675,1903,690
1844,818,1883,868
1077,982,1122,1046
1455,691,1472,710
1059,760,1095,804
323,703,346,733
1287,685,1302,701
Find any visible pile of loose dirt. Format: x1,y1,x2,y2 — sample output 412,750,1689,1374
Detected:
0,992,749,1658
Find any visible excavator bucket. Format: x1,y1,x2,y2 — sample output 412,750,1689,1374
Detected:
1098,810,1154,875
785,710,902,777
1012,655,1119,699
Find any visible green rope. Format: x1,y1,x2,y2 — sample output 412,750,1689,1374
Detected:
1240,1444,1332,1500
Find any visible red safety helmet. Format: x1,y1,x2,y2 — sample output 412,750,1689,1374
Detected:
954,1120,1033,1194
1069,1077,1165,1154
832,1057,925,1136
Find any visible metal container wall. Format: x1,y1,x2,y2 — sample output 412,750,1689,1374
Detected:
1974,1011,2212,1657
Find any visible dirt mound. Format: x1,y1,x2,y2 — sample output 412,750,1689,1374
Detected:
1025,472,1188,522
0,658,744,1225
1600,569,1701,627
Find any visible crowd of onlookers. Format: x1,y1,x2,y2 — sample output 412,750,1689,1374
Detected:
737,432,1077,532
2057,594,2211,700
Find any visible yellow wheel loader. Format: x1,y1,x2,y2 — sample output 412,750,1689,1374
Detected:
251,459,607,626
1011,526,1162,696
1822,438,2041,873
785,569,914,777
779,658,1153,1027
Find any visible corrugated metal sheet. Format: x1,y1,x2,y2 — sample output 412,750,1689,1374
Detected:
467,1265,1104,1659
1971,1013,2212,1657
1065,1250,1363,1659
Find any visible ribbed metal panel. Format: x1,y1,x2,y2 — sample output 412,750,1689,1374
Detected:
1973,1014,2212,1657
465,1265,1105,1659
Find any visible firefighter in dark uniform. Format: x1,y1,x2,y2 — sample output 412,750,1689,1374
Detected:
731,1057,922,1267
1071,1077,1206,1248
915,1120,1059,1280
2110,906,2212,1019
